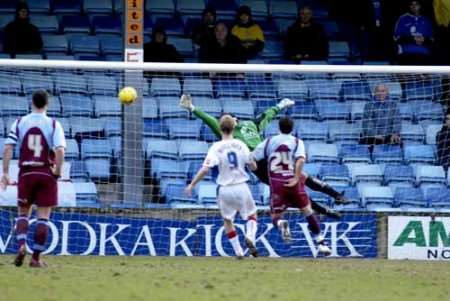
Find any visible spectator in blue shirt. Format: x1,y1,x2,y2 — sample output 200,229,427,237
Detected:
360,84,402,146
394,0,434,65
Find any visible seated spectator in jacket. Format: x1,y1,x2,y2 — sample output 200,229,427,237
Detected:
284,6,329,63
437,111,450,171
199,22,246,64
394,0,434,65
191,8,217,46
360,84,402,146
3,2,42,58
231,5,265,59
144,27,183,63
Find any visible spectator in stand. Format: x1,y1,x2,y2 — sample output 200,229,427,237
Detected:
360,84,402,147
437,111,450,172
231,5,265,59
394,0,434,65
284,6,328,63
434,0,450,65
199,22,246,64
144,27,183,63
3,2,42,58
191,8,217,46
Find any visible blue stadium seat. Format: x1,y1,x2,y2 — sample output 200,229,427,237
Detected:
42,35,68,54
177,0,204,15
93,96,121,117
329,123,360,144
400,123,425,144
197,182,218,204
0,14,13,32
404,81,434,101
166,118,202,140
81,139,112,159
150,78,181,97
339,144,371,164
73,182,98,204
332,186,362,209
152,16,184,36
423,187,450,208
92,16,121,35
415,165,447,187
397,103,414,122
70,160,89,181
215,79,246,98
269,0,297,19
320,20,339,39
289,102,317,120
241,0,268,19
146,0,175,14
146,139,178,159
70,117,105,138
65,139,80,160
394,187,426,208
58,117,71,137
191,97,222,117
278,79,308,99
187,160,212,182
70,35,100,54
297,121,328,142
255,98,278,116
15,54,44,60
27,0,51,13
88,73,117,96
207,0,239,17
308,80,341,101
152,159,188,180
306,187,331,206
168,37,194,57
246,75,277,99
52,73,80,96
412,101,444,122
341,81,371,101
30,15,59,33
183,79,213,98
262,120,280,138
221,99,254,120
319,164,351,186
316,101,349,120
348,164,383,185
0,96,29,116
425,124,442,144
329,41,350,58
360,186,394,209
60,95,93,117
307,143,339,163
258,19,278,37
103,117,121,137
46,55,75,60
159,97,188,119
61,15,90,34
144,119,167,138
350,101,367,121
179,140,208,161
84,0,113,14
99,35,123,55
142,97,159,119
404,144,436,164
372,144,403,164
261,40,284,59
0,75,22,94
384,164,414,185
85,158,111,181
161,179,196,204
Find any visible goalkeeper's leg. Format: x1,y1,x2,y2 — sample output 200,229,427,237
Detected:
310,198,341,220
304,174,349,205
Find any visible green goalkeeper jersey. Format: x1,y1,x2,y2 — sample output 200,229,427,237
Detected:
192,106,280,151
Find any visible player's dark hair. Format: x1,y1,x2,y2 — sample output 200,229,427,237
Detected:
32,90,49,109
279,116,294,134
220,115,235,135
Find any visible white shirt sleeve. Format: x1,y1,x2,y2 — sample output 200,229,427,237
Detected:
53,120,66,149
203,145,219,168
4,119,18,145
294,139,306,159
252,138,268,161
241,143,252,165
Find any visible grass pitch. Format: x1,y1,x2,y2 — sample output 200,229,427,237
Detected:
0,256,449,301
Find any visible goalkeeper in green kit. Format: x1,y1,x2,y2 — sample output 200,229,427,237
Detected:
180,95,349,219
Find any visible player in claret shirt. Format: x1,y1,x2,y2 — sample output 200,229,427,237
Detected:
1,90,66,268
180,94,349,219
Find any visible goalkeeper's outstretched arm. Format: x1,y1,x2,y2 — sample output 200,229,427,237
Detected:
256,98,295,132
179,94,221,138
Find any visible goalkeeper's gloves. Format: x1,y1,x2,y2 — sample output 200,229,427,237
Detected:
277,98,295,110
179,94,195,112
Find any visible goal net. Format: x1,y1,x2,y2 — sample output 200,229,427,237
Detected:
0,60,449,259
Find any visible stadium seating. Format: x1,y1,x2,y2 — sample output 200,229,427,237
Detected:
394,187,427,208
404,144,436,165
307,143,339,163
360,186,394,209
423,187,450,208
372,144,403,164
339,144,371,164
415,165,447,188
348,164,383,186
319,163,351,186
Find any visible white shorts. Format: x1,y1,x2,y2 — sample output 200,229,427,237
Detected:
217,183,257,222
